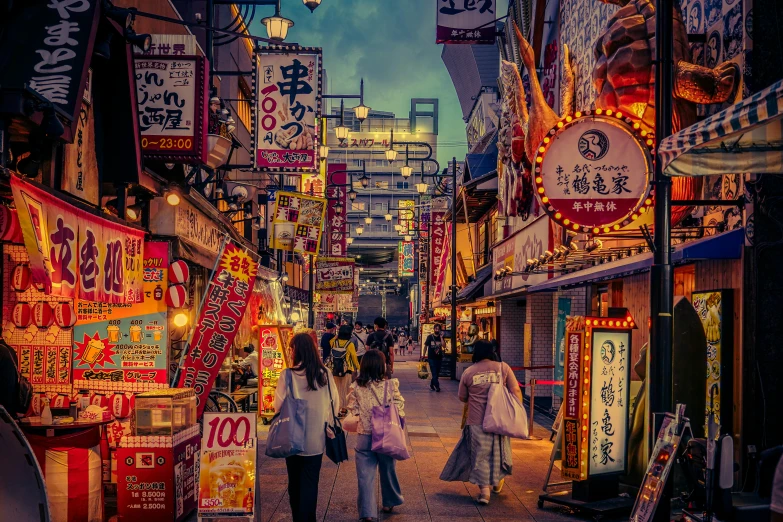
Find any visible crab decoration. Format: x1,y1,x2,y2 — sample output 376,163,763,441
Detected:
499,0,740,226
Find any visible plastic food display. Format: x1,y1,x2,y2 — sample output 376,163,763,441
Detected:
134,388,196,436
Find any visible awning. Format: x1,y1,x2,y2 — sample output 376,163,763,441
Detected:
660,79,783,176
527,228,744,292
451,172,499,223
457,264,493,302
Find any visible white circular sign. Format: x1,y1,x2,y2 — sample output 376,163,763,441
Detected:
533,113,653,233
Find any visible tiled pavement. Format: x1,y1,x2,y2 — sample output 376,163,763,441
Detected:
254,356,579,522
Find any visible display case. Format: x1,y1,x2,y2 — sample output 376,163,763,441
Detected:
134,388,196,436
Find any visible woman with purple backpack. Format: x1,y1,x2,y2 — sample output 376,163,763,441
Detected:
346,350,405,521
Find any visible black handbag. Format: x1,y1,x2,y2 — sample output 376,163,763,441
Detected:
324,376,349,464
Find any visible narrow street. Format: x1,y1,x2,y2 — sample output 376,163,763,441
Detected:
254,357,576,522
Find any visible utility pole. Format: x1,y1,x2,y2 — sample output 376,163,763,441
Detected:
649,0,674,518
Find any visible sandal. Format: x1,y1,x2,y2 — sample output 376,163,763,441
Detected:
382,506,394,513
493,478,505,494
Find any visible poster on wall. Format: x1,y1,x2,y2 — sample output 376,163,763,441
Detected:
315,257,355,294
271,191,327,256
254,47,322,171
178,241,259,416
10,175,145,303
589,328,631,476
72,241,170,392
134,55,209,163
553,297,572,398
436,0,497,44
198,413,257,517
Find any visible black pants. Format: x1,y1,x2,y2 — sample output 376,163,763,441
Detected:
285,454,323,522
429,358,442,390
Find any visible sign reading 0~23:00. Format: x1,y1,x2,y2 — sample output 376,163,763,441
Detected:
533,112,654,234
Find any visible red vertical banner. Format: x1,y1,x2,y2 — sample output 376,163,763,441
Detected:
177,241,259,416
326,163,348,256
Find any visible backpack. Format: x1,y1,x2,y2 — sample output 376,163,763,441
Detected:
331,340,350,377
369,331,392,358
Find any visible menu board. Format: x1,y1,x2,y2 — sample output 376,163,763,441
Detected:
198,413,257,517
72,242,169,392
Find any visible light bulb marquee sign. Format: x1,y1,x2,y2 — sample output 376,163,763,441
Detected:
561,313,636,481
533,112,654,234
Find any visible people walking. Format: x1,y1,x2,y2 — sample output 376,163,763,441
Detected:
330,325,360,417
347,350,405,521
273,332,340,522
423,323,445,391
352,321,368,363
440,340,523,505
320,322,336,362
366,317,395,377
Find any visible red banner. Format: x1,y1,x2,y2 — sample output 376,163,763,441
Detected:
177,241,259,416
326,163,348,256
10,176,144,303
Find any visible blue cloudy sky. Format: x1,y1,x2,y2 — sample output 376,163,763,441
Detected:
251,0,508,162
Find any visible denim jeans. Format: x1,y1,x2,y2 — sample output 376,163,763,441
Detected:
429,358,442,389
355,434,404,518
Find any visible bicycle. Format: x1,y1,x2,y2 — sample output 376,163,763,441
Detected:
204,390,238,413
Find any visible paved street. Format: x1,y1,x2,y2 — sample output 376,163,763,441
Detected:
255,356,578,522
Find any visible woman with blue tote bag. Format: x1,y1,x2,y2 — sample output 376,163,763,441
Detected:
272,332,340,522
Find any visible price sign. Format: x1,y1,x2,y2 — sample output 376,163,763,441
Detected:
198,413,257,517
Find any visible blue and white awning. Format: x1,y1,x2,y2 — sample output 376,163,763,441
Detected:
659,79,783,176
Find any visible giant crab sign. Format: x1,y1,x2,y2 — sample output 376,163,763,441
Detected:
498,0,740,226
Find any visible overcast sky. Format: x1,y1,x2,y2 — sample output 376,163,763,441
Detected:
250,0,507,163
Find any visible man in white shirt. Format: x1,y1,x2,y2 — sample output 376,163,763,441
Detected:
352,321,368,362
239,344,259,380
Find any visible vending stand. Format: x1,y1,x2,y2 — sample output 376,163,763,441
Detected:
539,312,638,517
256,325,294,422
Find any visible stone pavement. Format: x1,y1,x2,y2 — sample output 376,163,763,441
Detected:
255,358,579,522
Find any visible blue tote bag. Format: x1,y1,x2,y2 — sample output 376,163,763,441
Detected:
265,370,307,458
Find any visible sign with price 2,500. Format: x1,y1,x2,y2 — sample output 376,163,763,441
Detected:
198,413,257,517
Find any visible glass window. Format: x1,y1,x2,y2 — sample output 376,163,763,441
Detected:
374,159,385,167
352,181,364,190
351,202,366,211
396,181,409,189
374,202,388,212
375,181,389,189
236,80,252,130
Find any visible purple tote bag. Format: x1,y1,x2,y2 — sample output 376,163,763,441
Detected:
370,381,411,460
482,362,529,439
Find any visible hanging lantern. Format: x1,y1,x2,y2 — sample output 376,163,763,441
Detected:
90,392,111,409
165,284,188,308
53,302,77,328
12,303,32,328
11,264,31,292
33,302,54,328
110,392,134,419
169,260,190,284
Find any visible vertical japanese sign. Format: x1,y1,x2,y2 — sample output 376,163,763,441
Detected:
398,241,415,278
692,290,731,434
178,242,259,416
589,329,630,476
62,90,100,205
398,200,415,234
561,316,586,481
258,326,288,416
554,298,572,398
430,211,446,286
72,242,169,392
11,175,144,303
326,163,348,256
134,55,208,163
436,0,497,44
198,413,257,516
254,47,322,171
433,223,451,304
315,257,355,294
271,191,327,256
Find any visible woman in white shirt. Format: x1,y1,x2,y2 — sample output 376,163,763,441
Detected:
273,332,339,522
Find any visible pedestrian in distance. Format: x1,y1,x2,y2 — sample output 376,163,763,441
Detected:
366,317,395,377
440,340,523,505
320,322,336,362
347,350,405,521
423,323,445,391
330,325,360,417
352,321,368,363
273,332,340,522
407,337,414,356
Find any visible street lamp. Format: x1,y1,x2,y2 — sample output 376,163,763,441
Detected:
386,129,398,162
356,225,364,235
384,213,393,221
415,182,428,194
404,235,412,242
319,144,329,161
334,100,350,142
346,237,354,245
261,2,294,42
353,79,371,121
364,214,373,225
359,173,370,188
348,188,358,201
334,200,344,215
302,0,322,12
400,164,413,178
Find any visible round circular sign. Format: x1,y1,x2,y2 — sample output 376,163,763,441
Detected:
533,112,654,233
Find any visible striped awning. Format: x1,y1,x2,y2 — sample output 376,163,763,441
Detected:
659,79,783,176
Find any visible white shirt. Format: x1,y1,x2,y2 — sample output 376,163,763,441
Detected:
240,351,259,376
352,329,368,356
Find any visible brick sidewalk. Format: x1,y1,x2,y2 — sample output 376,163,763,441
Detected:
254,361,577,522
